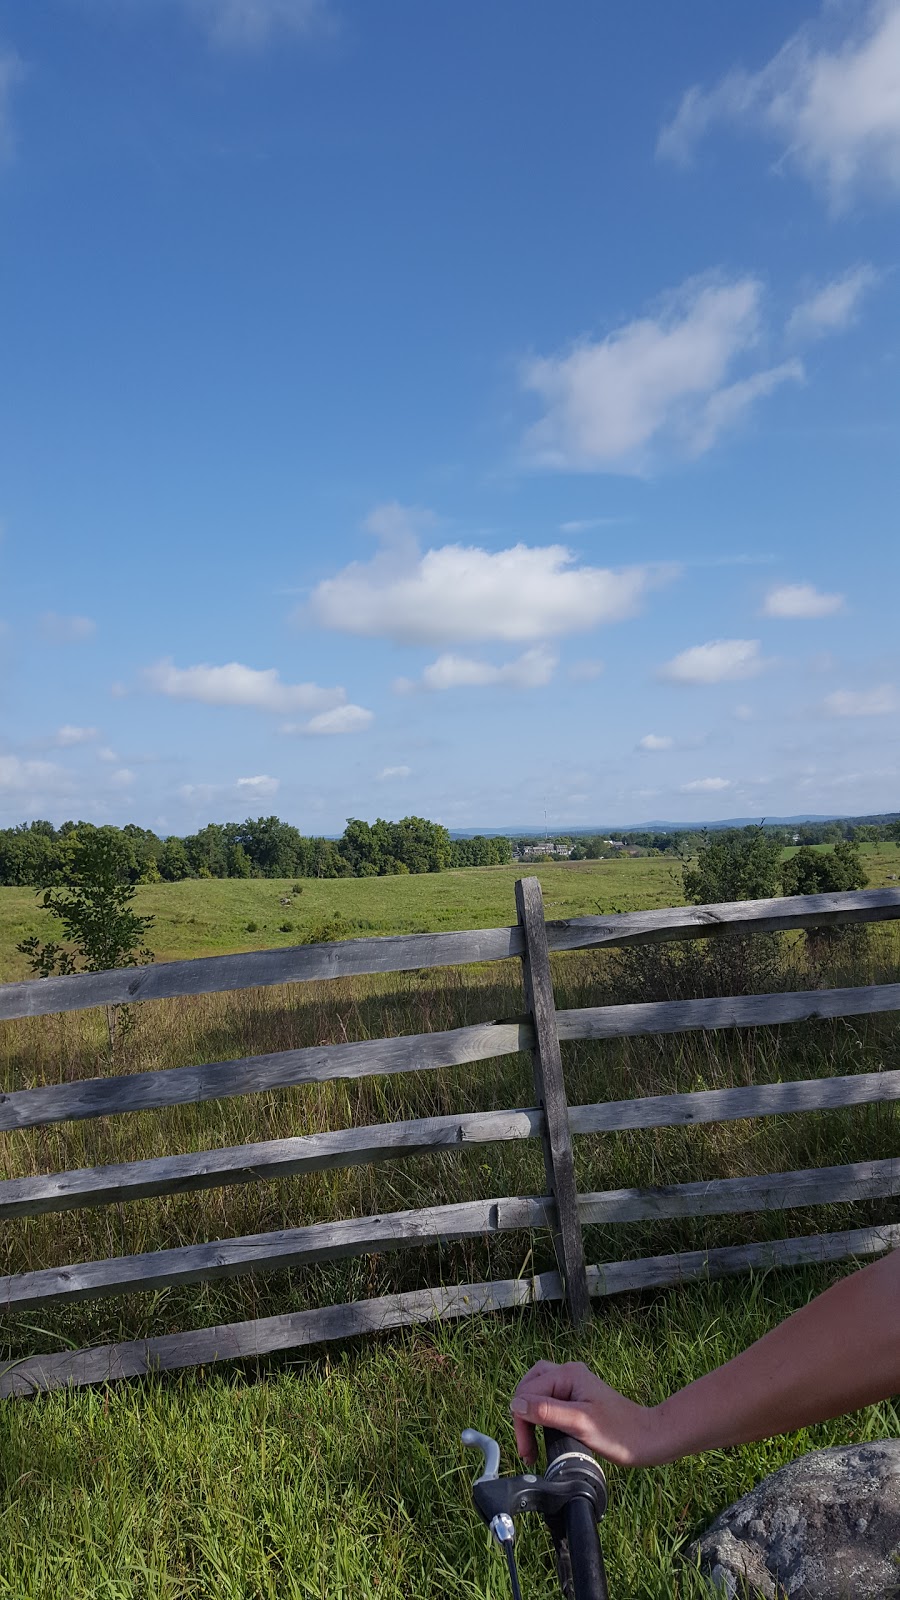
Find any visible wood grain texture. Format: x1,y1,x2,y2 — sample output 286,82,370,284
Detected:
0,1272,565,1397
587,1222,900,1297
2,888,897,1022
568,1068,900,1135
3,1069,898,1218
516,876,591,1326
578,1157,900,1224
557,982,900,1043
0,1194,555,1311
0,1108,544,1218
0,1019,528,1132
4,1216,898,1396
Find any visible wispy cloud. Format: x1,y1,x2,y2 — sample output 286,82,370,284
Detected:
558,517,629,533
823,684,898,717
568,658,605,682
39,612,97,644
377,765,412,781
681,776,732,793
54,725,100,747
787,266,881,341
0,47,24,163
0,755,67,792
183,0,333,50
522,277,802,471
763,582,844,618
638,733,674,751
283,704,374,735
659,639,771,684
236,773,280,796
405,645,558,693
308,504,678,644
658,1,900,209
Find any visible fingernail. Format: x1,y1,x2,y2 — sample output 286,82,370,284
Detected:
510,1398,527,1415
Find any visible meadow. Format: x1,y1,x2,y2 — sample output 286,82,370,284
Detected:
1,848,899,1598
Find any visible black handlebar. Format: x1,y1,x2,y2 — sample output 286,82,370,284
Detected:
463,1424,610,1600
543,1429,610,1600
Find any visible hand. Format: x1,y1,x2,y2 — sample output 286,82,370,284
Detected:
510,1360,666,1468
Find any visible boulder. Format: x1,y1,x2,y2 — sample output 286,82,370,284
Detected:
688,1441,900,1598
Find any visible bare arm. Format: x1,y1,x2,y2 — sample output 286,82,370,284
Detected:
510,1248,900,1468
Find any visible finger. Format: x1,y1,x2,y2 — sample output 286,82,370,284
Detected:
513,1365,576,1406
511,1410,537,1464
509,1393,596,1451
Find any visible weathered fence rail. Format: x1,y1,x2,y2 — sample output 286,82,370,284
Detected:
1,880,899,1395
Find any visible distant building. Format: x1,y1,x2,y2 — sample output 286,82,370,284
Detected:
518,839,573,859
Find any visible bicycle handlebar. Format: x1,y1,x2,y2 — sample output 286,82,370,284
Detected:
463,1424,610,1600
544,1429,609,1600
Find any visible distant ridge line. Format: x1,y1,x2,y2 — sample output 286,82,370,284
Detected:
448,811,900,838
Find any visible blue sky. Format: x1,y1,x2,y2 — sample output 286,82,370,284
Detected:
1,0,898,835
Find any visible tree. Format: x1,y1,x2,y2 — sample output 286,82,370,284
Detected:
17,830,154,1046
782,841,868,897
159,837,191,881
682,827,782,906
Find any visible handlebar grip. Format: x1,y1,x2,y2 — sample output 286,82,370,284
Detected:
542,1428,609,1600
544,1427,595,1466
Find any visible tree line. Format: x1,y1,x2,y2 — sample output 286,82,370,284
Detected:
518,815,900,860
0,817,513,887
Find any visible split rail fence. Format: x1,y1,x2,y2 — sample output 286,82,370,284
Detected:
1,879,900,1396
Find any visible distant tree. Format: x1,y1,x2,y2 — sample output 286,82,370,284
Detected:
682,827,782,905
159,837,191,881
17,830,155,1046
782,841,868,896
227,843,253,879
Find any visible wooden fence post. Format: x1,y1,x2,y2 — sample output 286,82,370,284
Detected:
515,876,591,1326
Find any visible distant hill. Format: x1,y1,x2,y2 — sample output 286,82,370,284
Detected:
449,812,900,839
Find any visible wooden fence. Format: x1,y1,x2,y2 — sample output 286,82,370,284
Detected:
1,880,899,1396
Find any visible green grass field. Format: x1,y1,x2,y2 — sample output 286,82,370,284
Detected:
1,851,899,1597
1,843,897,973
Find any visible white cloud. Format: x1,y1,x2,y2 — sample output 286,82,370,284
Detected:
638,734,674,751
97,746,118,763
659,639,770,684
299,704,374,735
687,360,804,457
144,658,348,715
0,755,66,792
185,0,331,49
763,582,844,618
308,508,677,643
823,684,898,716
522,277,803,471
39,612,96,643
418,645,557,692
681,776,732,793
733,704,755,722
236,774,280,796
568,658,605,682
787,266,881,340
54,724,100,747
559,517,624,533
377,765,412,781
109,768,135,788
658,1,900,208
0,48,24,163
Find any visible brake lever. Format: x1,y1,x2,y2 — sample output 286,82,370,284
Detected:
462,1428,608,1600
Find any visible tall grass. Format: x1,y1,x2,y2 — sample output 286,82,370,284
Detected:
0,880,899,1596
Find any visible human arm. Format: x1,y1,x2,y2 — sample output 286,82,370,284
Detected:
510,1247,900,1468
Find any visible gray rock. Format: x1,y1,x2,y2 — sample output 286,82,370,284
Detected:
688,1441,900,1598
